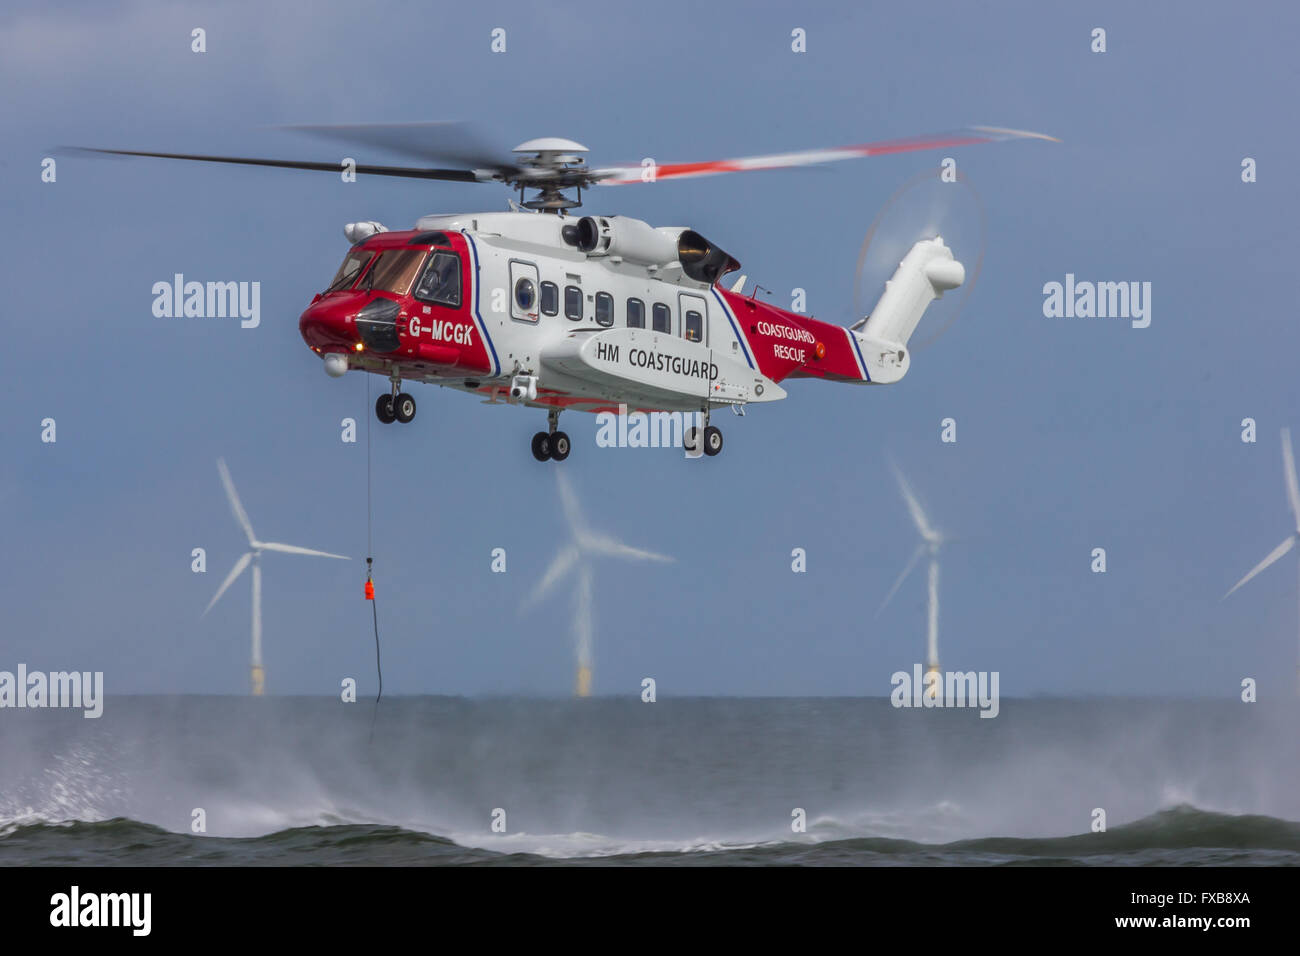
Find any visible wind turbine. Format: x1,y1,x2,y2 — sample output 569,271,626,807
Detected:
524,471,673,697
204,458,349,695
878,460,947,699
1224,428,1300,694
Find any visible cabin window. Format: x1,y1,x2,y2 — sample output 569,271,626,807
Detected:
595,292,614,327
540,281,559,316
684,309,703,342
413,252,461,307
514,277,536,312
626,298,645,328
564,285,583,320
652,303,671,333
325,250,375,293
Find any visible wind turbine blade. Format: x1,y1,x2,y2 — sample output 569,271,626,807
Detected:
524,546,580,607
256,542,349,559
1283,428,1300,532
1224,535,1297,599
876,544,924,616
554,470,588,538
581,532,674,563
205,552,252,614
217,459,256,545
889,460,938,542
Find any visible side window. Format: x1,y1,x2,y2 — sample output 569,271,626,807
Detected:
514,277,536,312
626,298,645,328
564,285,583,320
594,292,614,327
413,252,461,307
652,303,671,333
684,309,703,342
540,281,558,316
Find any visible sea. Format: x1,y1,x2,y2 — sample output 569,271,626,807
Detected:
2,696,1298,866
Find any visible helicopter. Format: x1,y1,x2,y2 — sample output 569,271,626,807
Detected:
77,123,1055,461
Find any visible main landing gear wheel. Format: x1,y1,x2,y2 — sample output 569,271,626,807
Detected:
685,425,723,456
531,431,552,461
551,431,571,461
394,392,416,423
375,394,397,424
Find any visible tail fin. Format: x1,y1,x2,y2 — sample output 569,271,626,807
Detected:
857,237,964,346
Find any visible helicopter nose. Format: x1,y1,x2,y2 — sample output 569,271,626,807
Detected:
299,296,360,352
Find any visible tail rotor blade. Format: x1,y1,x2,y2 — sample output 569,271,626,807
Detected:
1224,535,1297,599
205,552,252,615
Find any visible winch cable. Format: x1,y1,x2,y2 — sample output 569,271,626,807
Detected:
364,374,383,741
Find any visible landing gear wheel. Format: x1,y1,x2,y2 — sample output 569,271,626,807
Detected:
703,425,723,456
394,392,416,423
551,431,571,461
375,394,397,424
684,426,701,453
531,431,552,461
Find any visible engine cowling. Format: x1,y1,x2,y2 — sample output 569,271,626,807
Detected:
575,215,680,267
575,216,740,283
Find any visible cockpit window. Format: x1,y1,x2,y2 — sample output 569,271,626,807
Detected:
363,249,426,296
414,252,461,307
325,250,375,293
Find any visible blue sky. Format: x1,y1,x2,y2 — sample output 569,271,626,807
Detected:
2,0,1298,697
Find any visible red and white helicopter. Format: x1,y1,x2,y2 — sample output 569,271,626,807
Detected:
82,124,1053,460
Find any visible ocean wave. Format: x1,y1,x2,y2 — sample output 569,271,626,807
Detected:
3,805,1298,866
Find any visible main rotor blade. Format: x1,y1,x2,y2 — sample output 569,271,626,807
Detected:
877,543,925,616
594,126,1058,186
217,458,256,546
890,460,938,543
276,121,515,172
205,552,253,615
1224,535,1297,599
524,546,580,608
1283,428,1300,531
580,531,673,563
65,147,486,183
256,542,349,560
